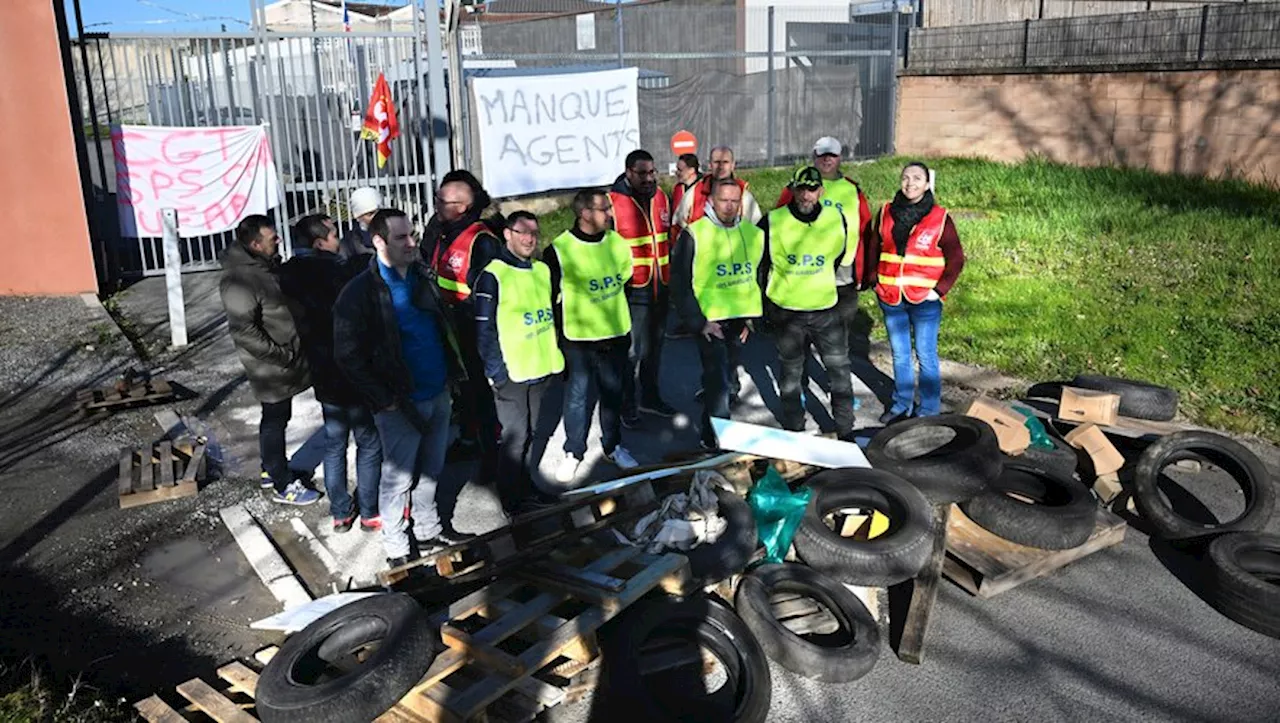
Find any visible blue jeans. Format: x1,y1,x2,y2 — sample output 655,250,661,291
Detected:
372,392,452,559
879,299,944,417
563,338,628,459
320,402,382,521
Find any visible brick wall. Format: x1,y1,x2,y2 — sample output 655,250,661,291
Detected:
896,70,1280,186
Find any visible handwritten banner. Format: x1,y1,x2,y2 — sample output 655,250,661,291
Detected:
112,125,281,238
472,68,640,198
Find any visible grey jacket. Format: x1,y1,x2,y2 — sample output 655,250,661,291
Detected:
219,242,311,403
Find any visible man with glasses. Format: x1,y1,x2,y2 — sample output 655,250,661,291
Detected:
543,189,641,485
473,211,565,517
609,149,677,426
422,169,503,488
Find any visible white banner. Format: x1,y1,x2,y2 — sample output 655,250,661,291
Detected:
472,68,640,198
112,125,281,238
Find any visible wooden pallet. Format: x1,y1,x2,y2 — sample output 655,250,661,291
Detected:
942,503,1126,598
119,438,206,509
136,547,688,723
77,379,176,413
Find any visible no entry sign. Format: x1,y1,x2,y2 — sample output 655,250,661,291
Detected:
670,130,697,156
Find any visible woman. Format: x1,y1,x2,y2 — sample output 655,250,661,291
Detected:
868,161,965,423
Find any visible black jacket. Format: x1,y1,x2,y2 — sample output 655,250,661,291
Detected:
339,226,374,263
278,248,364,407
219,242,310,404
421,210,503,303
333,257,467,414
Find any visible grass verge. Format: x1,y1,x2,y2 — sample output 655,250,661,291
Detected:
0,660,132,723
533,156,1280,441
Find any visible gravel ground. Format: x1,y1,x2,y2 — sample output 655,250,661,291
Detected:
12,276,1280,720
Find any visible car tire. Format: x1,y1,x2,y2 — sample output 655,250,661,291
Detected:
1070,374,1179,422
684,488,758,587
1132,431,1275,543
255,593,438,723
597,595,771,723
793,468,935,586
734,563,880,682
865,414,1003,504
960,462,1098,550
1206,532,1280,639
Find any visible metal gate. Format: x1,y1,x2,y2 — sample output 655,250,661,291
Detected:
69,0,450,283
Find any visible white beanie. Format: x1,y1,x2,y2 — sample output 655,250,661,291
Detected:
349,187,382,219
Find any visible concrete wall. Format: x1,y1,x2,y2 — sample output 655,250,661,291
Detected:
0,0,97,295
896,69,1280,186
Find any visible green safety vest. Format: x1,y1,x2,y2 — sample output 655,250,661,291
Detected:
764,205,846,312
688,216,764,322
488,258,565,383
550,230,633,342
822,177,862,270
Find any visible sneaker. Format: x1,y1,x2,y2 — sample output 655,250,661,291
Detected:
259,471,275,489
360,516,382,532
621,413,642,430
437,526,477,546
387,555,411,569
605,446,639,469
333,515,355,533
555,457,582,484
638,399,678,418
879,409,910,425
273,481,322,506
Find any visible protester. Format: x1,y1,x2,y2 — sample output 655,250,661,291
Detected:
339,186,381,262
473,211,565,517
278,214,382,532
422,169,503,485
219,215,318,505
776,137,875,359
544,189,641,484
674,145,762,228
670,178,762,449
667,152,702,341
758,167,856,439
333,208,471,567
610,149,677,424
867,161,966,423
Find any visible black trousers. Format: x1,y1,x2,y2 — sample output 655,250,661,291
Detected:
623,289,669,415
492,376,551,514
696,319,746,447
838,284,874,360
260,398,293,493
452,307,499,479
772,305,855,436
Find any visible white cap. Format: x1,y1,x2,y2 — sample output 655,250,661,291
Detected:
813,136,842,156
349,187,382,219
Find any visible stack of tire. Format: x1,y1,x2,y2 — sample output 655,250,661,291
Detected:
1130,430,1280,640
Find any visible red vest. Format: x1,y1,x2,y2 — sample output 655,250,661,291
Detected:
609,189,671,289
686,176,749,226
875,204,949,306
432,221,488,304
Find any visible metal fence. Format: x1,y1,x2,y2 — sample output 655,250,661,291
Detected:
907,0,1280,73
70,0,447,282
455,1,911,178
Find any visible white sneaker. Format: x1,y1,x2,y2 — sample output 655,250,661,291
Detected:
555,457,582,484
606,446,639,469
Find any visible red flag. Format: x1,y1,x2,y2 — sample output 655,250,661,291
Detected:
361,73,399,169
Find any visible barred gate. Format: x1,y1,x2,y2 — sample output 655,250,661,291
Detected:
70,0,449,283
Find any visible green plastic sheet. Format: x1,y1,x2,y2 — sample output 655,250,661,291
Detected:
747,467,813,564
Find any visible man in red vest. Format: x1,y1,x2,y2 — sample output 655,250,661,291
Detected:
610,149,677,423
673,145,762,230
423,169,502,484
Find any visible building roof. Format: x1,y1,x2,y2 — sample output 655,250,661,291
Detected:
480,0,609,15
314,0,405,19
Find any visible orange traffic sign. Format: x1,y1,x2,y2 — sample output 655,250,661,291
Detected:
670,130,697,156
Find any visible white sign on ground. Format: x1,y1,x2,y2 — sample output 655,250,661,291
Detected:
471,67,640,198
111,125,281,238
711,418,872,469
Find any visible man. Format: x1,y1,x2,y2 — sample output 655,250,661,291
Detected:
776,137,875,359
669,152,701,240
279,214,382,532
473,211,565,517
544,189,641,484
220,215,318,505
759,167,856,439
610,149,676,424
674,145,762,229
423,170,502,483
333,208,470,567
339,186,381,262
670,178,762,450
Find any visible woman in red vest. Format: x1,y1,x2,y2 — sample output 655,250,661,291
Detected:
866,161,965,424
